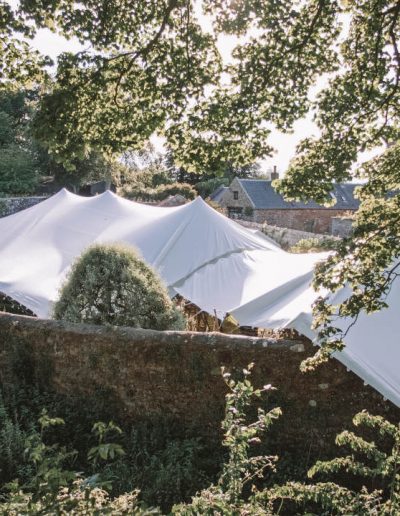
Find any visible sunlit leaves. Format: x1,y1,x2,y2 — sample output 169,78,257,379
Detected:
0,2,51,90
4,1,400,355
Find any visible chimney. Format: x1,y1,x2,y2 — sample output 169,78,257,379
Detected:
270,165,279,181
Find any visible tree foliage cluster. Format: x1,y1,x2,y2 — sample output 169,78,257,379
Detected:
0,365,398,515
0,89,120,195
116,149,197,202
53,244,186,331
0,87,257,200
0,90,39,194
0,383,208,514
116,145,260,201
121,181,197,203
2,1,400,361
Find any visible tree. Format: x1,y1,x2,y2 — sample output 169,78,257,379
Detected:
53,243,186,331
37,147,117,193
0,2,50,90
0,89,118,194
3,2,400,361
165,149,261,185
115,146,197,201
0,145,37,194
0,90,39,194
164,149,262,199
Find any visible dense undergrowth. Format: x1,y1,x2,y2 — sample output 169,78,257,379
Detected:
0,364,398,515
0,381,217,513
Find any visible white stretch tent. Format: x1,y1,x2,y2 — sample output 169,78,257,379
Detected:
0,189,399,407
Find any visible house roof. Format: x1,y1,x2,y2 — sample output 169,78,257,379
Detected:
209,185,229,203
238,179,360,210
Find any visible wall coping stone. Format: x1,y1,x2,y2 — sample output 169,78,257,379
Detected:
0,312,297,350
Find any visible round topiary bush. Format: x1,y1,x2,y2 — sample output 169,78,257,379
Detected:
53,243,186,330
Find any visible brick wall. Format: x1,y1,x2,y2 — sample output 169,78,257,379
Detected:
0,312,398,463
254,208,353,234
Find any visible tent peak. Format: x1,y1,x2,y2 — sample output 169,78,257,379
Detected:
57,187,75,198
100,189,117,198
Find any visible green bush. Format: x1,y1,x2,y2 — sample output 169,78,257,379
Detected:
152,183,196,201
0,392,35,486
0,198,8,217
195,177,229,198
290,236,339,254
0,381,212,513
121,182,196,203
0,366,399,514
53,244,186,330
244,206,254,217
264,410,400,515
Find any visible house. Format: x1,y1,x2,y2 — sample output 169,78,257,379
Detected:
216,177,360,234
209,185,229,203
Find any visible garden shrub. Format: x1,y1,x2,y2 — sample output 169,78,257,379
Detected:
0,393,35,486
53,244,186,330
0,366,399,514
290,236,339,254
195,177,229,198
121,182,196,203
0,198,8,217
0,381,211,513
244,206,254,217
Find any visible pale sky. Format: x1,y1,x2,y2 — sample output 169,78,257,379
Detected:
8,0,379,176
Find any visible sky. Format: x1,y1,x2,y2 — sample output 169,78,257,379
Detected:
28,26,318,175
8,0,379,176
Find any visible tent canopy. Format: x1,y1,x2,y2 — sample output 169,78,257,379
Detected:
0,189,399,407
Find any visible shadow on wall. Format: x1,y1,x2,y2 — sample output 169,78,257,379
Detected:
0,312,398,471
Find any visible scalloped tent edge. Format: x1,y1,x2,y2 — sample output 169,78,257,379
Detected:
0,189,398,407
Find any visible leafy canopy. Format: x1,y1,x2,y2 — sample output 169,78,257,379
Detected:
0,90,39,194
0,89,120,195
3,1,400,360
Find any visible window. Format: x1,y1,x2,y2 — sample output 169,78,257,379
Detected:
228,207,243,219
233,191,239,200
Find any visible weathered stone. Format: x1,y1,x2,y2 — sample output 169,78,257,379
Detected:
0,312,398,463
319,383,329,390
0,196,48,217
290,343,305,353
331,217,354,238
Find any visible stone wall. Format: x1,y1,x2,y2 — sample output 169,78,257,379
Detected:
218,177,253,219
0,312,398,463
237,220,330,248
254,208,352,234
0,196,48,218
331,216,354,238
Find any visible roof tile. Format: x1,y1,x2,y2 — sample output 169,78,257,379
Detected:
238,179,360,210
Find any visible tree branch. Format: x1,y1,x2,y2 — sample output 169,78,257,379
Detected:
112,0,179,107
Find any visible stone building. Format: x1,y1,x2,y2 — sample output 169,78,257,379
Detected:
216,177,360,234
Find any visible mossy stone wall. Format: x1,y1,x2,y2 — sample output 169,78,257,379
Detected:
0,312,398,465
